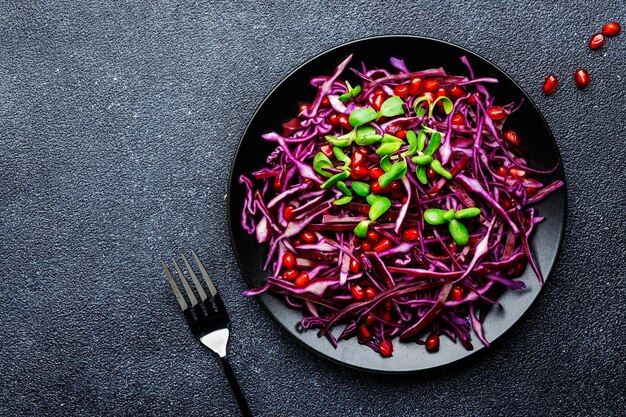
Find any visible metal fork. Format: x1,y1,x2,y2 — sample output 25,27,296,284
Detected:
162,250,252,417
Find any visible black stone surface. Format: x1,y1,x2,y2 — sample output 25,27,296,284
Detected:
0,1,624,416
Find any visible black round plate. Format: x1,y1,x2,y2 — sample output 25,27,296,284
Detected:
228,36,567,373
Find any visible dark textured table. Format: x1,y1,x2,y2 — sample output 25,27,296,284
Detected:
1,1,624,416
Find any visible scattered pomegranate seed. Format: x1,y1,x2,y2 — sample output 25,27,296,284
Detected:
283,269,298,281
383,311,393,322
351,165,369,179
283,252,296,270
467,92,482,105
487,106,507,121
384,300,392,309
504,130,520,146
379,339,394,357
301,231,316,243
393,85,409,98
389,181,402,193
409,77,423,95
401,196,408,204
337,114,351,129
436,87,447,98
293,239,302,246
273,177,282,191
369,167,384,179
374,238,391,253
321,96,331,107
372,93,385,112
351,284,366,301
365,314,377,325
328,113,339,126
513,262,526,277
358,325,373,340
349,259,360,273
391,192,404,200
298,103,309,115
361,241,372,251
451,113,464,125
426,167,436,180
365,287,377,299
496,165,507,177
294,272,309,288
351,149,367,167
284,205,296,221
602,21,621,37
366,230,380,243
423,79,439,92
425,333,440,352
403,228,419,241
543,74,558,95
526,187,538,197
450,285,464,301
370,182,383,194
449,85,465,99
469,236,480,245
320,144,334,159
589,32,605,50
574,68,590,89
396,129,407,139
447,241,456,253
374,88,385,96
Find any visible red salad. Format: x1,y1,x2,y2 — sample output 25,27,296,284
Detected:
240,55,563,357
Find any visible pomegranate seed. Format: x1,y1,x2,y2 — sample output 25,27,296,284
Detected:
365,287,377,299
391,192,404,200
351,284,366,301
379,339,393,357
496,165,507,177
361,241,372,251
283,252,296,269
403,228,419,241
328,113,339,126
450,285,464,301
374,238,391,253
449,85,465,99
425,333,440,352
293,239,302,246
369,167,384,180
283,269,298,281
351,165,369,179
284,205,296,221
451,113,464,125
301,231,316,243
372,93,385,112
273,177,282,191
543,74,558,95
338,114,351,129
383,311,393,322
320,144,334,159
513,262,526,277
396,129,407,139
321,96,331,107
366,230,380,243
436,87,447,98
574,68,590,89
358,325,373,340
589,32,605,50
370,182,382,194
294,272,309,288
393,85,409,98
467,92,482,105
447,241,457,253
365,314,377,325
389,181,402,193
504,130,520,146
509,167,526,177
526,187,538,197
349,259,361,273
298,103,309,115
401,196,408,204
409,77,423,95
469,236,480,245
374,88,385,96
351,149,367,167
602,21,621,37
384,300,392,309
423,79,439,92
487,106,506,121
426,167,436,180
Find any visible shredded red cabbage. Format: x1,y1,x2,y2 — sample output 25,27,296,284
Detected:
240,55,564,357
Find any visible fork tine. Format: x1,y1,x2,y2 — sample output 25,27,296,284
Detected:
181,253,207,301
162,261,188,311
172,257,198,306
191,249,218,297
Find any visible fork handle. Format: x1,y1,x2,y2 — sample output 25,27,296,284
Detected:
219,356,253,417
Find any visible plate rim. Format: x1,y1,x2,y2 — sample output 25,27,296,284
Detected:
227,34,568,374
